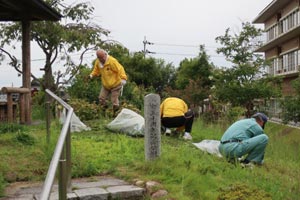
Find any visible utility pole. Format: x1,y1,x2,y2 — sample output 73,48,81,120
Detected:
143,36,154,58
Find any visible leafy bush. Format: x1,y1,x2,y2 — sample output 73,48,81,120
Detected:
201,111,217,123
15,132,36,146
225,106,246,123
0,123,27,134
68,66,102,103
218,183,272,200
281,96,300,124
69,98,102,121
121,82,152,111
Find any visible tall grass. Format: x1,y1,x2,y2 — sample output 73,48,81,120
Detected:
0,118,299,199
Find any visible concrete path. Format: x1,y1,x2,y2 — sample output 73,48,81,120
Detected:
0,176,145,200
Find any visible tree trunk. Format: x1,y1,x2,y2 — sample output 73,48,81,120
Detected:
245,102,254,118
44,56,55,92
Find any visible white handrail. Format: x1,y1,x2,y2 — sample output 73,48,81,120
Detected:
39,89,73,200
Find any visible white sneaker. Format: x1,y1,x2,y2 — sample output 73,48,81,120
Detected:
183,132,192,140
165,128,171,135
240,162,254,169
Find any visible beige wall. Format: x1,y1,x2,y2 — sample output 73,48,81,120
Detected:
265,37,300,59
281,0,299,18
265,15,278,29
281,37,300,54
265,48,279,59
264,0,299,29
282,76,298,96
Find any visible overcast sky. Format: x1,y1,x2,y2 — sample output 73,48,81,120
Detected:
0,0,272,87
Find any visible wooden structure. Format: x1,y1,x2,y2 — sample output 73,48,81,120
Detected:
1,87,30,123
0,102,17,122
0,0,62,124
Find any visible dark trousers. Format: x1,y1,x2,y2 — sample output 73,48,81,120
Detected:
161,115,194,133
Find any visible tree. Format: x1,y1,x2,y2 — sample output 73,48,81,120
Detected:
67,65,101,103
123,52,176,91
281,74,300,124
169,45,214,107
214,22,281,116
0,0,109,93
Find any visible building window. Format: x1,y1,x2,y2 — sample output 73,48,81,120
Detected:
270,57,282,75
279,9,300,35
266,24,278,41
270,50,300,76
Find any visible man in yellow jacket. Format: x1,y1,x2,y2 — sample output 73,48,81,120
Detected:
160,97,194,140
89,49,127,113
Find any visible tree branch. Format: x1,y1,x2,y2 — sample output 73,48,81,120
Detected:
0,47,21,74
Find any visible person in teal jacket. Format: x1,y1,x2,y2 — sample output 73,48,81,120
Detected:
218,112,268,165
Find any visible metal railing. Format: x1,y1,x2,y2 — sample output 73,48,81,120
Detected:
39,89,73,200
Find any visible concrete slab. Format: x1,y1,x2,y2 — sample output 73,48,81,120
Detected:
0,176,145,200
66,192,78,200
72,177,128,189
73,187,109,200
0,194,34,200
107,185,145,200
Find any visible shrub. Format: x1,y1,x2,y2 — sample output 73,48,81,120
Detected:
67,66,101,103
0,123,27,134
218,183,272,200
225,106,246,123
15,132,36,146
69,98,102,121
281,96,300,124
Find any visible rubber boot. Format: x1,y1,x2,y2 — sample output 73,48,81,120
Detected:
113,105,120,117
100,104,108,116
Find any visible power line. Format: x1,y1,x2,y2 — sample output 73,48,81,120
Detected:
153,43,199,48
153,52,197,56
152,52,226,58
29,39,225,64
141,36,225,59
31,51,95,62
150,42,220,49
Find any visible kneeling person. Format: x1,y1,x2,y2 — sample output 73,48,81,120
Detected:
218,112,269,165
160,97,194,140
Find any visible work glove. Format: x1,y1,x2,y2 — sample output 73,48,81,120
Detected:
184,109,194,119
121,79,127,86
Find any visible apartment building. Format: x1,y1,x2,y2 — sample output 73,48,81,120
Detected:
253,0,300,118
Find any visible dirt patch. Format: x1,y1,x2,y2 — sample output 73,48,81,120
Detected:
3,181,42,196
277,127,294,137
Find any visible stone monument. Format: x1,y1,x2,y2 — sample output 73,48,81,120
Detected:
144,94,161,160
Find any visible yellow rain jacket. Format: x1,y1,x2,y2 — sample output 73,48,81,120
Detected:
90,56,127,90
160,97,188,118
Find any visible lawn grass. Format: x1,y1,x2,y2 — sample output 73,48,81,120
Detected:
0,118,299,199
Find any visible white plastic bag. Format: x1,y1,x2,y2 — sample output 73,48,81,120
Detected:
60,108,91,133
106,108,145,136
193,140,222,157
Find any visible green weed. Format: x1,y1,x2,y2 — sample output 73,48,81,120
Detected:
217,183,272,200
0,118,299,199
0,123,27,134
14,132,36,145
0,173,6,197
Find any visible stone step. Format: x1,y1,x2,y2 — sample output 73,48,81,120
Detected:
0,176,145,200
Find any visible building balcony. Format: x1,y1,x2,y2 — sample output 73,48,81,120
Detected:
268,65,299,77
255,24,300,52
